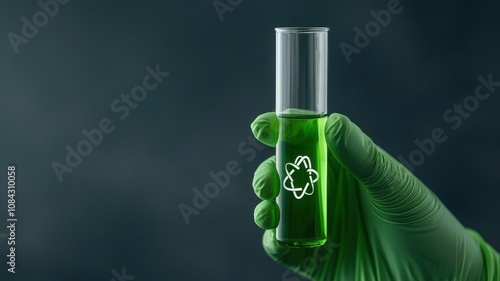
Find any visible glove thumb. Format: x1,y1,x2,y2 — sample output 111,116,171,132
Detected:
325,113,439,223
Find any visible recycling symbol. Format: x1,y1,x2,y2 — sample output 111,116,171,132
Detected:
283,155,319,200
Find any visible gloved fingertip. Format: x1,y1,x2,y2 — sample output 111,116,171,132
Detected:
262,229,290,261
251,112,278,147
325,113,376,180
252,156,279,200
254,200,279,230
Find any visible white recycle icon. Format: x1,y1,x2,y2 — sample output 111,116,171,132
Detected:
283,155,319,200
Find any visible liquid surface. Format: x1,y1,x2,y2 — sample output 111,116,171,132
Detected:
276,115,328,247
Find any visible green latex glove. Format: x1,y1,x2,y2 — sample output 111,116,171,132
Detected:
251,112,500,281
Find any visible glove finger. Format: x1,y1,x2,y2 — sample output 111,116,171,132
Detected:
325,113,440,223
251,112,279,147
254,200,279,230
262,229,291,261
252,156,279,200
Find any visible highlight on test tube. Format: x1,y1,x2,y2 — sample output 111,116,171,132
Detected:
275,27,329,248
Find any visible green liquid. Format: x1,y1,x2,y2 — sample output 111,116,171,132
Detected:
276,115,328,248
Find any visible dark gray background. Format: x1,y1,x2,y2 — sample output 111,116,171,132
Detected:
1,0,499,280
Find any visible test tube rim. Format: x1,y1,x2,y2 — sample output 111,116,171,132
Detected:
275,27,329,33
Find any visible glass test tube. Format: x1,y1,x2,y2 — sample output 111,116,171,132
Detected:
275,27,329,248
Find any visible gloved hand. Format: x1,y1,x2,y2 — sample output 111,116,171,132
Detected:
251,112,500,281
